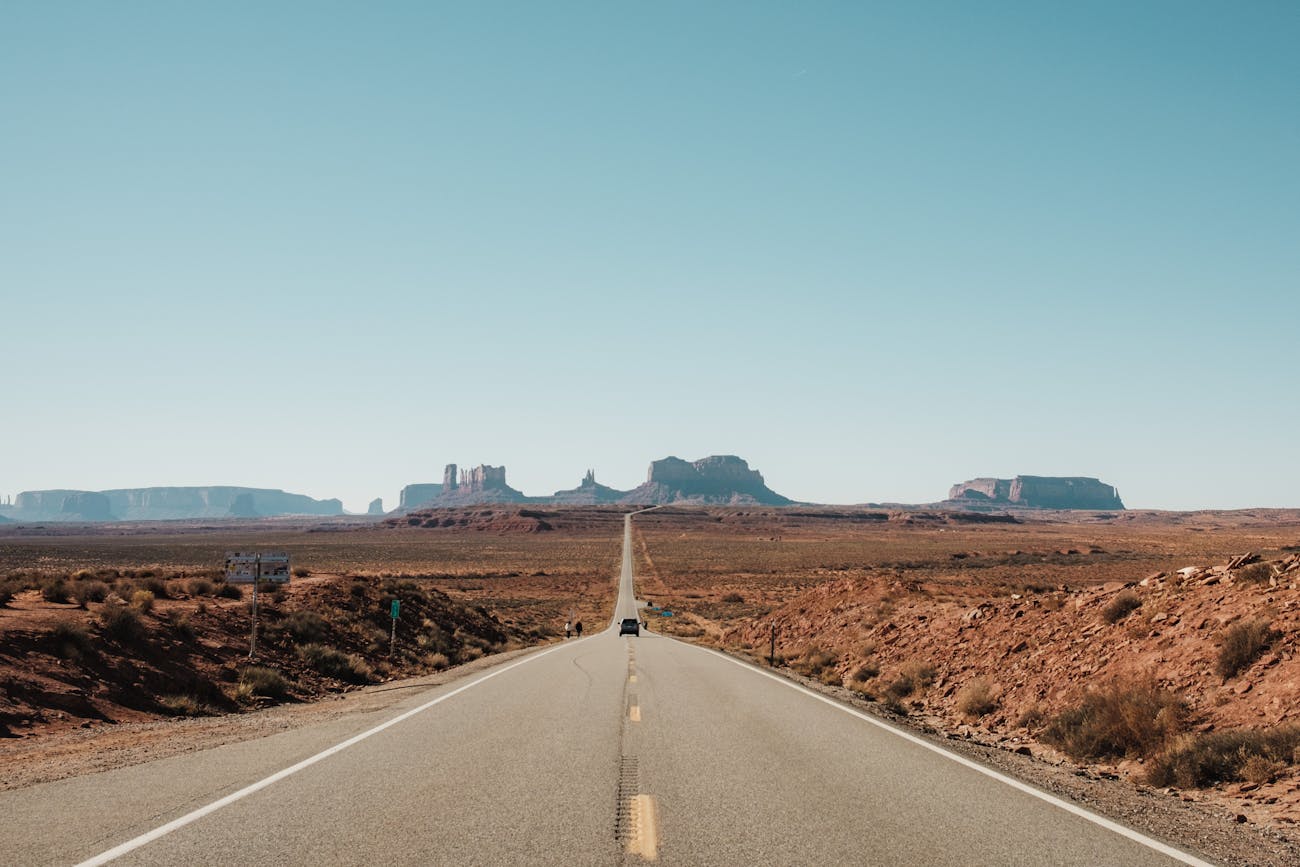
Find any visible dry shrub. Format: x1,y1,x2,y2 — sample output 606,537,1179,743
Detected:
1215,618,1279,679
73,580,109,607
99,603,145,644
1147,725,1300,788
851,661,880,683
141,576,169,599
1017,704,1047,730
847,676,876,698
425,652,451,669
237,666,292,699
297,643,373,683
1102,589,1142,624
168,612,196,642
1236,562,1274,585
899,660,937,689
159,694,216,717
1042,677,1186,761
52,621,96,661
40,579,71,604
131,589,155,613
720,592,744,603
216,583,243,600
283,610,328,645
795,647,839,677
956,678,998,718
187,578,216,597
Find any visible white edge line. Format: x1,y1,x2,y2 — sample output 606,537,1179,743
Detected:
689,640,1216,867
75,636,594,867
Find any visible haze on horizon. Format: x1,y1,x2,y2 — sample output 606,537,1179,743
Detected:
3,2,1297,513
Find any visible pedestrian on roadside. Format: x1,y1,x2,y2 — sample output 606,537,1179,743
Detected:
564,620,571,638
575,620,583,637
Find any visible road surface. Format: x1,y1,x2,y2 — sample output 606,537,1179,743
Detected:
0,510,1212,865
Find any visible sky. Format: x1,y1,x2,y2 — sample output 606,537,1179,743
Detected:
2,1,1298,512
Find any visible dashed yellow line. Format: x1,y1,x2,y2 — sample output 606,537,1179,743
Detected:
626,794,659,860
629,705,641,722
629,674,637,683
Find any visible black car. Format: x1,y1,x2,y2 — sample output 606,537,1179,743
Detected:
619,618,640,636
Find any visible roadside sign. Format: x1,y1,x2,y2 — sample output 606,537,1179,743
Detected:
391,599,400,619
224,552,292,584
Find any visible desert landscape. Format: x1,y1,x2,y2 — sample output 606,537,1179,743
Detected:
6,502,1300,860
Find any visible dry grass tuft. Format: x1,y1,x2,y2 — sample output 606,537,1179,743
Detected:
1147,725,1300,788
296,643,373,683
956,678,998,718
1101,589,1142,624
1215,618,1278,679
1042,677,1186,761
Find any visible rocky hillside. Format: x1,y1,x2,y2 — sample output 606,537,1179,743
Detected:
0,570,518,739
723,551,1300,820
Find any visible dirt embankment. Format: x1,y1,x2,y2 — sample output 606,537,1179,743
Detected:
0,572,520,741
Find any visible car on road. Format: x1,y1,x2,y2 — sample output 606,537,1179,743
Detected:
619,618,640,636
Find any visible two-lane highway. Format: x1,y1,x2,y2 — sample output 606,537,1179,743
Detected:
0,511,1212,865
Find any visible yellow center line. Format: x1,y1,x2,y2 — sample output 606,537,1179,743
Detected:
629,705,641,722
627,794,659,860
629,674,637,683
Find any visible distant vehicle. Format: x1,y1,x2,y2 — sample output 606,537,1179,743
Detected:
619,618,640,636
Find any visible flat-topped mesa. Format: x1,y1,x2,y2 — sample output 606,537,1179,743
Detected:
399,484,442,510
624,455,792,505
948,476,1124,510
5,487,343,522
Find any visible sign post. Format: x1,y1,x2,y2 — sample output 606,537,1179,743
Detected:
225,552,292,659
389,598,400,657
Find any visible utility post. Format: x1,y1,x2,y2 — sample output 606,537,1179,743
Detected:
389,597,400,657
249,553,261,659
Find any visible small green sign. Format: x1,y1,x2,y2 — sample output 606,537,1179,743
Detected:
390,599,400,619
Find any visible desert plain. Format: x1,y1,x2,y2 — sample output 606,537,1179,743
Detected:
4,504,1300,861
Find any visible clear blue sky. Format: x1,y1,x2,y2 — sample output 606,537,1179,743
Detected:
2,1,1297,511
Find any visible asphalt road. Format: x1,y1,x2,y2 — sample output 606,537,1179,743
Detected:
0,511,1213,866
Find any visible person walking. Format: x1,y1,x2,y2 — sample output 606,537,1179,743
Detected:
564,620,571,639
574,620,583,637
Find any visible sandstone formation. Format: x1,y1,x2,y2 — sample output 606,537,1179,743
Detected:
3,487,344,522
621,455,791,505
11,490,115,522
947,476,1124,510
227,493,259,518
550,470,626,505
398,483,443,510
367,498,385,516
438,463,528,504
393,456,793,509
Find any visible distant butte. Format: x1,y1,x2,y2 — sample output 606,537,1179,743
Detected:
946,476,1124,510
394,455,793,511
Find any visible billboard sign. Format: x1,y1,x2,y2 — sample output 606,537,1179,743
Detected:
224,552,292,584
